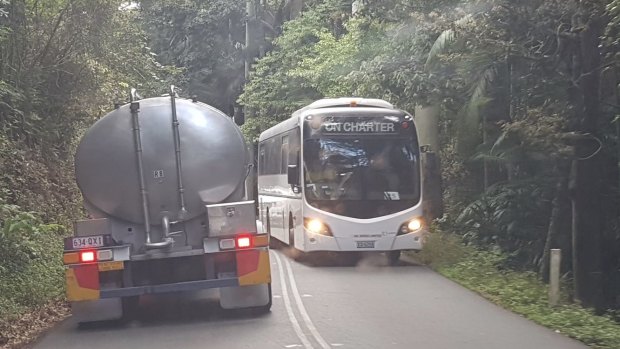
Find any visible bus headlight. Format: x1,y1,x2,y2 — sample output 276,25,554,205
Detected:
304,218,332,236
408,218,423,231
399,217,424,235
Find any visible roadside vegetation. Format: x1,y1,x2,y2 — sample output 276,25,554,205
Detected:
416,231,620,349
0,1,176,346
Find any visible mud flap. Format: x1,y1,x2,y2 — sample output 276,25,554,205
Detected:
220,248,272,309
219,283,271,309
72,298,123,323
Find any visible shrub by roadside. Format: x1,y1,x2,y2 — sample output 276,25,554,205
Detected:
0,204,69,348
413,231,620,349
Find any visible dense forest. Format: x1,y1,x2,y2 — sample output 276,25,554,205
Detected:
0,0,619,345
240,0,620,311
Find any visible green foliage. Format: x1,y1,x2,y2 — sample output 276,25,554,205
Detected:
239,2,337,122
291,19,386,97
455,179,555,268
0,204,66,322
140,0,245,113
0,0,177,224
605,0,620,57
414,229,467,268
240,116,280,144
0,0,177,331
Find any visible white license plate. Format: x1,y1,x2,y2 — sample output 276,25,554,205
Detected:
72,236,104,249
356,240,375,249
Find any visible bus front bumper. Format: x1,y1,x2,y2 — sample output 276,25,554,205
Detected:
304,230,427,252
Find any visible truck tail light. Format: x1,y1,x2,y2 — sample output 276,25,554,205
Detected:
236,236,252,249
219,234,268,250
80,250,96,263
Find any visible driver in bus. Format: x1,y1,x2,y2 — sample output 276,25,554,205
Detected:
367,146,400,199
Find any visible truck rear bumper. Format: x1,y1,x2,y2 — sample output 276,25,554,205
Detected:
66,248,271,302
99,277,239,298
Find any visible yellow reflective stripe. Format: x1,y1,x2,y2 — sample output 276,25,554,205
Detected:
63,252,79,265
98,261,124,272
254,235,269,247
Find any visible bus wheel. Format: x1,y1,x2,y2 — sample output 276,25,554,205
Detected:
387,251,401,266
288,214,295,249
269,236,281,249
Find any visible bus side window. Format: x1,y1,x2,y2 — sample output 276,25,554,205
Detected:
268,137,282,175
259,145,266,175
288,128,301,168
281,135,289,174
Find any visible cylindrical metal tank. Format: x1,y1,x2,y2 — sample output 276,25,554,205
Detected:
75,96,248,225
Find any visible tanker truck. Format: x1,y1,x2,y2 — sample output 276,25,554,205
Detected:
62,88,271,323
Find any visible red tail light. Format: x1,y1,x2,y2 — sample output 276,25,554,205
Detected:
236,236,252,249
80,250,96,263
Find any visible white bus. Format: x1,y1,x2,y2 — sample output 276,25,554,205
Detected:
257,98,428,264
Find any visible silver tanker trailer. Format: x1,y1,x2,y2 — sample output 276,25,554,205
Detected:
62,88,271,323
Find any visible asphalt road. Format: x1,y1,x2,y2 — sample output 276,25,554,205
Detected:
31,250,589,349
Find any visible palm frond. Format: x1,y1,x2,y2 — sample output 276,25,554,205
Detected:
456,64,498,154
424,14,473,71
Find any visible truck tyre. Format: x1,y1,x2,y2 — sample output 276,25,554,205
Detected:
121,296,140,320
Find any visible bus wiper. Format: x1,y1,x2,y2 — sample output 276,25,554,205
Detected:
332,171,352,199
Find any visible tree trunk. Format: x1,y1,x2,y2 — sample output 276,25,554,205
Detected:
540,165,571,282
570,1,606,308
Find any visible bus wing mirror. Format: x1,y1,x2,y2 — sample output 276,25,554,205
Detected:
233,106,245,126
287,164,299,186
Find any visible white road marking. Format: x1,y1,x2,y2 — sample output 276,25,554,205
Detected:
283,256,332,349
273,295,282,299
273,252,314,349
302,294,313,298
331,344,344,347
285,345,303,348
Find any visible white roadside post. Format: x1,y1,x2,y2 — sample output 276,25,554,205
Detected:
549,249,561,306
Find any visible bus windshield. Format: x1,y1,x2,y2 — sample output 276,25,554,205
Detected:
303,138,420,203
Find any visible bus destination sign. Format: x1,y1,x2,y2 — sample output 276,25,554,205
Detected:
323,121,395,134
318,117,402,135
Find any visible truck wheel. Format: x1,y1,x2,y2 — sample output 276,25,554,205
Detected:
121,296,140,320
387,250,401,266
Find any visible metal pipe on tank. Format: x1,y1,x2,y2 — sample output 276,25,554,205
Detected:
170,86,188,220
129,89,152,244
162,215,170,237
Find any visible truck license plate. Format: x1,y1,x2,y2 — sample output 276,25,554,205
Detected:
356,240,375,249
72,235,104,249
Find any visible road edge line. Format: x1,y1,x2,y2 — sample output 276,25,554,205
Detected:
283,256,331,349
272,251,315,349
